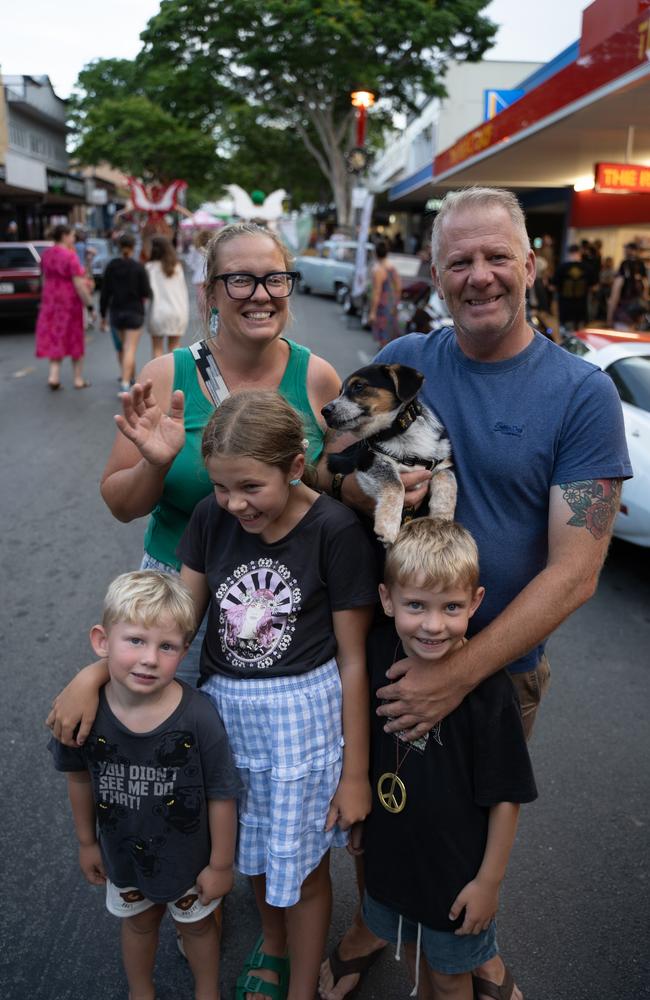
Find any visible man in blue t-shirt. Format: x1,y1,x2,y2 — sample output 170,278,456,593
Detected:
320,187,631,1000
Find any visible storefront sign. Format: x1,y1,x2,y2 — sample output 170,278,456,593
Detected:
595,162,650,193
46,170,85,198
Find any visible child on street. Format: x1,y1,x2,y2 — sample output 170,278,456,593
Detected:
361,519,537,1000
177,389,378,1000
49,571,240,1000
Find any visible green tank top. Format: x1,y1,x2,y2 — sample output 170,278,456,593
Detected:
143,338,325,569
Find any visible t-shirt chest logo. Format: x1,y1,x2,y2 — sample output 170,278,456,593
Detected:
216,559,301,670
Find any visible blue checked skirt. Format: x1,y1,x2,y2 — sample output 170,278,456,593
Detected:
202,658,348,907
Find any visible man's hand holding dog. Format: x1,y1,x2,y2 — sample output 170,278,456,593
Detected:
341,467,432,516
377,650,472,740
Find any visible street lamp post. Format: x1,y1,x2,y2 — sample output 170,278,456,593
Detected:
351,89,375,148
348,90,376,296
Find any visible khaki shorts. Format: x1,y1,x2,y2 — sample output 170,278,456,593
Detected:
105,879,221,923
510,654,551,742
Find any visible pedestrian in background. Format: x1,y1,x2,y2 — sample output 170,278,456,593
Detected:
607,241,648,329
74,228,87,268
552,243,591,333
35,223,95,390
100,233,152,394
186,228,212,314
369,240,401,347
145,236,189,359
596,255,616,322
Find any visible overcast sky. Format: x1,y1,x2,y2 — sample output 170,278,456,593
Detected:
2,0,590,99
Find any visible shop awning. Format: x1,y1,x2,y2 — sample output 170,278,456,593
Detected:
390,8,650,203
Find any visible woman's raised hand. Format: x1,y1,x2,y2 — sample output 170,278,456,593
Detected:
114,380,186,467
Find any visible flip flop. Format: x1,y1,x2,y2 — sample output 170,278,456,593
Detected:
235,934,290,1000
74,380,91,389
325,941,385,998
473,965,520,1000
47,382,62,391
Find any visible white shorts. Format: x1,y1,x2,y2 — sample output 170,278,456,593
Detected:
105,878,221,923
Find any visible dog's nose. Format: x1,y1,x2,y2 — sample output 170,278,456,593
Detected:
321,402,335,419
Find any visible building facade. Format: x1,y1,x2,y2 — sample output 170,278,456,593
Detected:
0,73,85,238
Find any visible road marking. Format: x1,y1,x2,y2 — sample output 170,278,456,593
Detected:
357,349,371,365
13,367,35,378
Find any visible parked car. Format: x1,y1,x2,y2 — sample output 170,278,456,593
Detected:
295,240,374,298
86,237,115,290
0,242,42,327
563,328,650,547
30,240,54,260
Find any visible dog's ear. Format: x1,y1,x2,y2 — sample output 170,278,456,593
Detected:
383,364,424,403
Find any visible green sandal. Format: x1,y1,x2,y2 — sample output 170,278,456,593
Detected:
235,935,290,1000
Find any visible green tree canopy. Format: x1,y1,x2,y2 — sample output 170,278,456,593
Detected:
138,0,496,222
71,1,496,221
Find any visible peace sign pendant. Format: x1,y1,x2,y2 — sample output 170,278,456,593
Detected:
377,771,406,813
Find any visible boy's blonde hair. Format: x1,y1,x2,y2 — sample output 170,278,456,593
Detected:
384,519,480,592
102,571,196,642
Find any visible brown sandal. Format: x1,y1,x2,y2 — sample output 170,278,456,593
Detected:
326,941,385,998
473,965,520,1000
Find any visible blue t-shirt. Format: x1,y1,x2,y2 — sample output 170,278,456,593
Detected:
376,329,632,672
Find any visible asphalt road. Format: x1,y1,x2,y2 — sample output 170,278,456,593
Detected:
0,290,648,999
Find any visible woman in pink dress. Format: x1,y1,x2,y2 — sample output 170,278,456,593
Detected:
35,224,95,389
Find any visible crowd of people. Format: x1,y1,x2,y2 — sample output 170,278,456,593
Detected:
33,226,200,393
530,235,648,336
44,193,630,1000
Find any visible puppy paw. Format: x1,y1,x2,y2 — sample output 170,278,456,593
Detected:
374,512,402,546
428,470,457,522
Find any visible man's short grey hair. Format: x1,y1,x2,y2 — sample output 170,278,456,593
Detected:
430,187,531,267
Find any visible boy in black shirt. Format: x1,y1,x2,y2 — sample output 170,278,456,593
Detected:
49,571,240,1000
362,520,536,1000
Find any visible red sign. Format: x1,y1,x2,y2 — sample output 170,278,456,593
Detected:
434,10,650,178
595,162,650,193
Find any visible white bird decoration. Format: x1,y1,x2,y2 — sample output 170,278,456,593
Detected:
224,185,287,222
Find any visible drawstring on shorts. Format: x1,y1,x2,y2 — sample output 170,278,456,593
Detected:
394,914,422,998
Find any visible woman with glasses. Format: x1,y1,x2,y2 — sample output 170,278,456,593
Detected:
94,222,341,686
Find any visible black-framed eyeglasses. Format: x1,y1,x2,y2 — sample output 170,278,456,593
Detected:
215,271,301,299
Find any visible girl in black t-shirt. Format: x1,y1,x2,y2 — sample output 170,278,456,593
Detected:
179,389,378,1000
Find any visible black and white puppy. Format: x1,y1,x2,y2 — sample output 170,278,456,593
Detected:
322,364,457,545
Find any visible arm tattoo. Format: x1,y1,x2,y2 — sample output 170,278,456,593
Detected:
559,479,622,539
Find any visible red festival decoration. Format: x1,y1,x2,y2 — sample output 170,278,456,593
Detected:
123,178,189,244
126,178,187,219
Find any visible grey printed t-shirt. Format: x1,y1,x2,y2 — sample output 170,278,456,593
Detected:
49,682,241,903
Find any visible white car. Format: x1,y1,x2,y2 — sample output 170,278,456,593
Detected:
295,240,374,298
564,332,650,547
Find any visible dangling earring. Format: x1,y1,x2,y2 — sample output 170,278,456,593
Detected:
289,479,301,486
209,307,219,336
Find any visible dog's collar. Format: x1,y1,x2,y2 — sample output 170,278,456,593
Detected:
368,399,423,444
370,443,440,472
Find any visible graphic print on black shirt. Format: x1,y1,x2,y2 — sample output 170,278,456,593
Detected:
49,683,241,903
216,558,301,671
